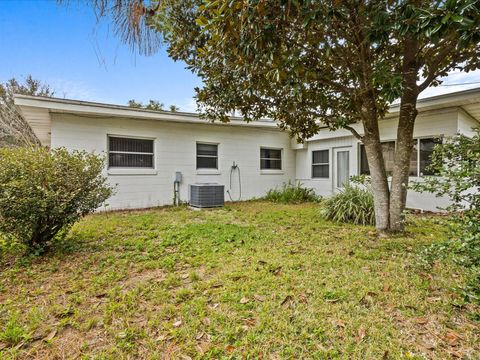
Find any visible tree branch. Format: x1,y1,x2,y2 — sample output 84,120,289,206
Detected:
345,125,363,141
418,40,458,92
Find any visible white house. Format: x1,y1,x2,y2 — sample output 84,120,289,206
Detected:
14,88,480,211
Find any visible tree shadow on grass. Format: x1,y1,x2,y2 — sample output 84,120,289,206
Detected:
0,228,101,271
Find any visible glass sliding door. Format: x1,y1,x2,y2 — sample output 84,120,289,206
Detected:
334,149,350,189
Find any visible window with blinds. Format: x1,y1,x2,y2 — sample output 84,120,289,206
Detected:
312,150,329,178
260,148,282,170
108,136,154,168
196,143,218,169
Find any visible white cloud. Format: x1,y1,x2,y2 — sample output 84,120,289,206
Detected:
419,69,480,99
47,78,99,102
164,69,480,110
177,97,198,113
44,68,480,108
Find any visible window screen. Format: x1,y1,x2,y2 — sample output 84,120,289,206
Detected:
197,143,218,169
409,141,418,176
260,148,282,170
420,138,441,175
360,145,370,175
108,136,154,168
360,138,441,177
336,150,350,187
312,150,329,178
359,141,395,175
382,142,396,175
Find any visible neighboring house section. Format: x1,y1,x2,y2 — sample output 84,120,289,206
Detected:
15,88,480,211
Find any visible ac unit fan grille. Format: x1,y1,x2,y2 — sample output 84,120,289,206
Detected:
189,183,225,208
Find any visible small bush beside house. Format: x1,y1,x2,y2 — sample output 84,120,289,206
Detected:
0,147,113,252
265,181,319,204
320,181,375,226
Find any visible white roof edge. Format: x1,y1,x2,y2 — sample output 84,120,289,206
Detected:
387,87,480,114
13,94,278,129
14,86,480,127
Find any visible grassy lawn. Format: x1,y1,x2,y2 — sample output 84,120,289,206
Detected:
0,202,479,359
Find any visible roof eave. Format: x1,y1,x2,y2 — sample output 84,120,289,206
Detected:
13,94,278,129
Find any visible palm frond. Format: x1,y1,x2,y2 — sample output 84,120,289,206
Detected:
60,0,163,56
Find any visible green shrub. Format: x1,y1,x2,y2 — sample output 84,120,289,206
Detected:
0,147,113,252
265,181,319,204
412,129,480,303
320,183,375,226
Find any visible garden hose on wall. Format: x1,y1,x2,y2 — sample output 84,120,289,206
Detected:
227,162,241,201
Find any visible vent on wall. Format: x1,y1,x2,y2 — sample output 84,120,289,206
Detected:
189,183,225,208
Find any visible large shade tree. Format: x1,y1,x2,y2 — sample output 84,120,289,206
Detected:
80,0,480,231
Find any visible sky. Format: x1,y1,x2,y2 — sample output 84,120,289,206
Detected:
0,0,202,111
1,0,479,112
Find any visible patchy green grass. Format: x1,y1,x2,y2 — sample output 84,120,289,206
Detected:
0,202,478,359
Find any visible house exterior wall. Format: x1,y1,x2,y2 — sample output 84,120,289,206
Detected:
294,109,466,211
303,108,460,143
457,109,478,137
296,136,356,197
23,99,478,212
50,113,296,210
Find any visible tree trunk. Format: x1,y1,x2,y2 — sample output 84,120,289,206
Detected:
389,38,419,232
389,92,418,231
362,119,390,231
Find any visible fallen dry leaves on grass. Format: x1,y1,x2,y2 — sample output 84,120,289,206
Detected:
0,202,478,359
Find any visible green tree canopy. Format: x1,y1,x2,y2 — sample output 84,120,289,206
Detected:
78,0,480,231
159,0,480,231
128,99,180,112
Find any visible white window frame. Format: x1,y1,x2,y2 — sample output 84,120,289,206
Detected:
107,135,155,169
312,149,329,179
196,142,219,170
417,136,443,177
358,136,442,177
260,147,283,170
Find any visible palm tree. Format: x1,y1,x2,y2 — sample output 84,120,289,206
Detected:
62,0,162,56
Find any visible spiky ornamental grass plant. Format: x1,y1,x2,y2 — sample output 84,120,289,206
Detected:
320,180,375,226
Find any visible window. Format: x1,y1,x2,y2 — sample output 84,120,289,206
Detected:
359,137,441,177
108,136,154,168
409,141,418,176
407,138,442,176
312,150,329,178
197,143,218,169
382,142,396,175
419,138,442,175
359,144,370,175
260,148,282,170
359,141,395,175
